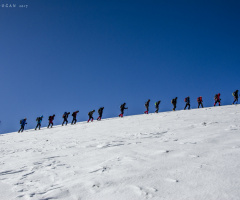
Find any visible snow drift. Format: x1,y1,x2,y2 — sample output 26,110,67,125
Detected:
1,105,240,200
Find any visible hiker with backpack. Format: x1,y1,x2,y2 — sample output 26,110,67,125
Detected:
232,90,239,104
197,96,204,108
18,118,27,133
155,101,161,113
97,107,104,121
71,111,79,124
119,103,128,117
35,115,43,130
171,97,178,111
214,93,221,106
62,112,70,126
87,110,95,122
48,114,55,128
144,99,151,114
184,96,190,110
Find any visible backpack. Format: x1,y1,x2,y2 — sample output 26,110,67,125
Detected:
36,117,39,121
63,112,67,118
214,94,218,99
20,119,23,124
197,97,200,102
233,92,235,96
184,98,187,102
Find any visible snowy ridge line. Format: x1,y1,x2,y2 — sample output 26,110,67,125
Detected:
1,104,240,200
9,104,238,135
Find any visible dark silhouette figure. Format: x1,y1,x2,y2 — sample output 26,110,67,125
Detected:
18,118,27,133
48,114,55,128
197,97,204,108
144,99,151,114
97,107,104,121
214,93,221,106
171,97,178,111
232,90,239,104
71,111,79,124
155,101,161,113
62,112,70,126
184,96,190,110
88,110,95,122
35,116,43,130
119,103,128,117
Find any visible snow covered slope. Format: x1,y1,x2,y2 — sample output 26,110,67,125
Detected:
1,105,240,200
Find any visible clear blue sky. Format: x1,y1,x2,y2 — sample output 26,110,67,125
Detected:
0,0,240,134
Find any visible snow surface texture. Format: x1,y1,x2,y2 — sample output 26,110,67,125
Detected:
1,105,240,200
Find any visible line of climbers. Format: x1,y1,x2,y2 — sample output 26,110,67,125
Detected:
18,107,106,133
18,90,239,133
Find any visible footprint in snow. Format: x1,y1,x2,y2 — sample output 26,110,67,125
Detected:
134,142,142,145
131,185,158,198
0,169,25,176
97,142,124,149
209,122,218,125
166,178,179,183
179,142,197,145
189,155,200,158
17,195,25,198
198,163,209,168
90,183,102,193
21,171,35,179
92,183,100,188
89,166,110,174
225,125,239,131
150,131,168,136
152,150,171,155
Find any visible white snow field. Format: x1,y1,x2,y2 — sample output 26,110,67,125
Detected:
1,105,240,200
